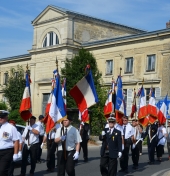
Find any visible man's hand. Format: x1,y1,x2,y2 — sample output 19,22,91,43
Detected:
18,151,22,158
102,131,106,135
41,143,44,149
73,151,79,160
13,154,18,162
132,144,136,149
27,126,32,131
118,152,122,158
60,135,66,141
122,144,124,150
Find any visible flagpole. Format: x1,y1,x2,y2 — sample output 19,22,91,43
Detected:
134,88,137,120
26,63,30,126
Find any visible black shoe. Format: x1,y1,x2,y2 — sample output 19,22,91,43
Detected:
84,158,88,162
132,166,138,170
37,160,41,163
119,169,124,172
148,161,154,165
124,169,129,173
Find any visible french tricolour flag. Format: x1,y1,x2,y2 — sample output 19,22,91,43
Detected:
138,86,147,120
104,89,113,118
62,78,66,110
69,70,99,113
158,95,167,125
19,73,32,121
49,75,67,125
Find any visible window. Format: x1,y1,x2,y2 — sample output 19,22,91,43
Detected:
146,55,156,72
42,32,59,47
145,88,155,102
125,57,133,73
3,72,8,85
106,60,113,75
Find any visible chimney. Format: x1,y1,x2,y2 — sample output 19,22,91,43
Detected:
166,21,170,28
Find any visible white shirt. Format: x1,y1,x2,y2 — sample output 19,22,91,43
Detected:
123,123,134,139
22,123,40,145
133,126,141,140
36,121,45,136
17,131,22,144
167,127,170,142
115,123,124,136
55,125,82,151
44,131,56,139
0,122,19,150
157,126,166,145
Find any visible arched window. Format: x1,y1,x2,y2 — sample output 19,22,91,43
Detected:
42,32,59,47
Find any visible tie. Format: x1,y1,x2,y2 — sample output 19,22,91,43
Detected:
109,129,112,135
123,126,126,138
65,128,67,136
25,129,30,145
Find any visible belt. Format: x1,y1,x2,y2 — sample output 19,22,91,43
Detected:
0,148,13,151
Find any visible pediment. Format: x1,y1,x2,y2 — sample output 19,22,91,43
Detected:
32,6,66,25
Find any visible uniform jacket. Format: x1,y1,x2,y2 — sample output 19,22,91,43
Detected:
99,128,122,158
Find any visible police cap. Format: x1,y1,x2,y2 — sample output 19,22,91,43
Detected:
0,110,9,118
108,116,116,122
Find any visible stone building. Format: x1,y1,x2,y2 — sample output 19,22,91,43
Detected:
1,5,170,117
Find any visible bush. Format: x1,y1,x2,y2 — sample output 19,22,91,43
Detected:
8,109,25,125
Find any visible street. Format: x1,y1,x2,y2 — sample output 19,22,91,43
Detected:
14,145,170,176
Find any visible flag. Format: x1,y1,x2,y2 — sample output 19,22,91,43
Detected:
115,75,125,125
104,89,113,118
69,70,99,113
139,115,149,127
19,72,32,121
138,86,147,120
112,80,116,112
49,75,67,128
79,109,89,122
62,78,66,110
147,87,157,124
158,95,167,125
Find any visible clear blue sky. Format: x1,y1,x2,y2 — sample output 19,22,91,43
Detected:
0,0,170,58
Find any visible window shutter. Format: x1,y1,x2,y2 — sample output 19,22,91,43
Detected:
155,87,161,97
126,89,133,115
47,33,50,47
53,32,56,45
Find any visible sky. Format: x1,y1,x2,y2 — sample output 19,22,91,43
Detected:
0,0,170,58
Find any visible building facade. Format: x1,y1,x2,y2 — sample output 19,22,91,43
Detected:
1,5,170,117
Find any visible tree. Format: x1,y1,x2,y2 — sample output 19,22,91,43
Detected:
3,65,26,125
61,48,107,135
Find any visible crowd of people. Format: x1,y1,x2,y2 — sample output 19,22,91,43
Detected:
0,109,169,176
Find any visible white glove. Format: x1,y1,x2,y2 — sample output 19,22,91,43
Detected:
122,144,124,150
132,144,136,149
60,135,66,141
102,131,106,135
13,154,18,162
141,138,143,142
27,126,32,131
73,151,79,160
118,152,122,158
18,151,22,158
41,143,44,149
81,122,84,125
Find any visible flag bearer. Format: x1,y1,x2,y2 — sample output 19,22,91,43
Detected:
99,116,122,176
19,116,40,176
55,117,82,176
41,127,57,172
0,110,19,176
119,116,135,174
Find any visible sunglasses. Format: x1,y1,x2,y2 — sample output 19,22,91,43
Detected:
108,121,115,123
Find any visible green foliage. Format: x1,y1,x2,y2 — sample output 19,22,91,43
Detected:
3,65,26,125
8,109,25,125
0,101,8,110
61,48,107,135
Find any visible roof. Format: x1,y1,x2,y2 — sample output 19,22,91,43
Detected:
0,54,31,62
32,5,146,33
82,27,170,47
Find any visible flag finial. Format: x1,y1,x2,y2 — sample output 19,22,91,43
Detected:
120,67,122,76
56,57,58,71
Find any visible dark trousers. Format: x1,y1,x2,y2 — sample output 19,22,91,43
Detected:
8,161,15,176
80,139,88,159
167,142,170,156
100,153,117,176
132,142,140,166
57,150,76,176
156,144,164,158
120,144,130,170
37,135,43,161
148,142,156,162
46,139,56,169
21,143,39,174
138,140,142,154
0,148,13,176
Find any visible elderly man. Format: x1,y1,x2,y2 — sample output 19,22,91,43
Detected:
55,117,82,176
0,110,19,176
99,115,122,176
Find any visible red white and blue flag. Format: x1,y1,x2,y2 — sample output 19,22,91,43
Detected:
147,88,157,124
62,78,66,110
49,74,67,126
158,95,167,125
79,109,89,122
69,69,99,113
19,72,32,121
138,86,147,120
104,89,113,118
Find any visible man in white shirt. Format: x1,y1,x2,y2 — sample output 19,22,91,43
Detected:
55,116,82,176
36,115,45,163
19,116,40,176
156,122,167,162
166,120,170,160
119,116,135,174
0,110,19,176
